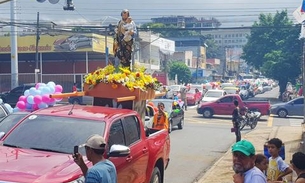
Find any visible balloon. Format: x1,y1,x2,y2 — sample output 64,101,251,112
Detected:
48,101,56,107
32,104,39,111
4,103,13,113
55,85,63,93
47,81,56,87
40,87,51,95
54,92,62,102
19,95,27,103
38,102,48,109
24,89,30,96
29,87,37,96
27,95,35,105
0,98,2,104
16,101,26,110
35,90,42,96
33,95,42,104
48,85,55,94
41,94,50,103
48,97,56,104
25,102,32,110
13,107,19,113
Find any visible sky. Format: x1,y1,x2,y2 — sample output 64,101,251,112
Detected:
0,0,303,27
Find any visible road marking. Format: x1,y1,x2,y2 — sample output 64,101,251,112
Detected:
267,116,273,127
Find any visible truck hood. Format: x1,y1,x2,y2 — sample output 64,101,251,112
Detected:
0,146,84,183
202,97,218,102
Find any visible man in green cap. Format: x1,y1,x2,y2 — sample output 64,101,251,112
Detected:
232,140,267,183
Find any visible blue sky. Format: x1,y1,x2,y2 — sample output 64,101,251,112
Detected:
0,0,303,26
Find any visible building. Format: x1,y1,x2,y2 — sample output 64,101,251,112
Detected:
151,16,221,28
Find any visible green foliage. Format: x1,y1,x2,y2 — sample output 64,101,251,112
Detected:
169,62,191,84
241,10,302,93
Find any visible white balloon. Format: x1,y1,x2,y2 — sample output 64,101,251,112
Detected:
0,98,2,104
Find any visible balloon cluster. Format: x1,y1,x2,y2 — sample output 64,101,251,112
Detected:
14,81,63,112
0,98,13,114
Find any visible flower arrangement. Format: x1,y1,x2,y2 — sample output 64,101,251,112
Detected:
84,65,161,91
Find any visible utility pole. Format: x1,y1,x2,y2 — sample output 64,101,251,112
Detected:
105,26,109,66
196,39,200,83
10,0,18,89
35,12,40,84
302,32,305,124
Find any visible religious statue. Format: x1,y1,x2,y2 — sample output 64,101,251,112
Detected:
113,9,137,69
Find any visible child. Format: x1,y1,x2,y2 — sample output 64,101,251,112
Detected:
266,138,292,181
122,17,134,42
255,154,268,176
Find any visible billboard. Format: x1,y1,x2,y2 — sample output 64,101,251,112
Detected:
0,33,113,54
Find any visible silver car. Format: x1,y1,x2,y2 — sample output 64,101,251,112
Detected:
270,97,304,118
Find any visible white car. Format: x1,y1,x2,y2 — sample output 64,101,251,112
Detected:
202,89,226,102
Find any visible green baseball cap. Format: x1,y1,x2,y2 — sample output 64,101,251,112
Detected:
232,140,255,156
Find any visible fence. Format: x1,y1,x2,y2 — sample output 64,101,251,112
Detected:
0,73,86,93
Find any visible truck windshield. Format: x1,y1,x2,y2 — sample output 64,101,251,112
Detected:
3,115,106,154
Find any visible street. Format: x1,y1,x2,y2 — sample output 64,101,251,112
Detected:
164,87,304,183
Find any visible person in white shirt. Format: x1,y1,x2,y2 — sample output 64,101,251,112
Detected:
232,140,267,183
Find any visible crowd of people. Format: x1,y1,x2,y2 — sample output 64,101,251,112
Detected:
232,139,305,183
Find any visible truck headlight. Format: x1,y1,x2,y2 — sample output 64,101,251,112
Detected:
69,176,85,183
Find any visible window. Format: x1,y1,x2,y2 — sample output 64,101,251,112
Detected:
293,99,304,105
146,106,154,117
10,86,24,94
108,120,125,148
219,96,234,103
123,116,140,146
0,106,6,119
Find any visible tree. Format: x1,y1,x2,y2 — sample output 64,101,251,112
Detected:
241,10,302,94
169,62,191,84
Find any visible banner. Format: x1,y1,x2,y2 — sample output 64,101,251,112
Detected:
0,33,113,54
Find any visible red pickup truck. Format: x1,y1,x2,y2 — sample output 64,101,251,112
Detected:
197,94,270,118
0,105,170,183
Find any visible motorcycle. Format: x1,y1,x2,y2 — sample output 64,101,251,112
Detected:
239,107,261,130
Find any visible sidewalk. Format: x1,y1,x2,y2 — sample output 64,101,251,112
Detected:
195,125,305,183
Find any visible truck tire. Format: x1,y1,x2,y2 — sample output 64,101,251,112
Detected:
178,118,184,129
202,108,213,118
150,167,161,183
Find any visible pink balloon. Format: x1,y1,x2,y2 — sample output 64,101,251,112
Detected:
35,83,42,89
49,97,56,104
16,101,26,110
41,94,50,103
34,95,42,105
55,85,63,93
19,95,27,102
32,103,39,111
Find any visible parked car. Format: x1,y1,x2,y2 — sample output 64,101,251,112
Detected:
0,105,170,183
0,83,35,107
186,88,202,105
270,96,304,118
222,86,240,95
0,112,29,138
0,103,11,121
202,89,226,102
151,99,184,133
197,94,270,118
68,96,94,105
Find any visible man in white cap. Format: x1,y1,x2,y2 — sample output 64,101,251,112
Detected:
73,134,117,183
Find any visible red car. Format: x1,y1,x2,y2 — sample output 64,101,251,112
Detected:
0,105,170,183
197,94,270,118
186,88,202,105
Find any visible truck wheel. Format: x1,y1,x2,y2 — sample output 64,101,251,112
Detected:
178,118,184,129
202,108,213,118
278,109,287,118
150,167,161,183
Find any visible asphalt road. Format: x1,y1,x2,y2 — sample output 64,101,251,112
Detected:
164,87,305,183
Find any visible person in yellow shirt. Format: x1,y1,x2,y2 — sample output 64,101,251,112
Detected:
152,102,169,131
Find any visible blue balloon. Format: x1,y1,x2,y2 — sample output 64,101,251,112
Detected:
48,85,55,94
24,89,30,96
38,102,48,109
35,90,42,96
47,81,56,87
13,107,19,113
40,87,51,95
25,102,32,109
29,87,37,96
27,95,35,105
